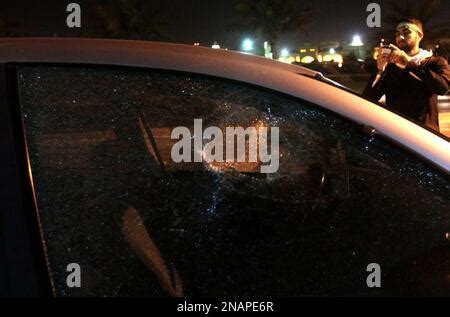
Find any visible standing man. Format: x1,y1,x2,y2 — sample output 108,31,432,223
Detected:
364,18,450,132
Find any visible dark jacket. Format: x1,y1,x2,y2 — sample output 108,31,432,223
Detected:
363,56,450,131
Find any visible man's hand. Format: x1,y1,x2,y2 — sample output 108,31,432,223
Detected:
377,51,390,72
389,44,412,68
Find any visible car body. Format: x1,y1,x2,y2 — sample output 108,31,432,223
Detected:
0,38,449,297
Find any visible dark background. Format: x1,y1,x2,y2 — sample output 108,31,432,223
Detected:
1,0,449,49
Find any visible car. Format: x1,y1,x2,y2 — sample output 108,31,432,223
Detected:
0,38,449,297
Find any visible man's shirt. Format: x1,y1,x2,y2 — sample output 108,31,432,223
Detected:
363,55,450,131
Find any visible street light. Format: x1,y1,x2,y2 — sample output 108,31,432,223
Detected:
264,41,273,59
280,48,290,57
242,38,254,51
350,34,364,61
350,35,364,47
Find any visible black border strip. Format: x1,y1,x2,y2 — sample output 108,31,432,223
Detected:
0,63,53,296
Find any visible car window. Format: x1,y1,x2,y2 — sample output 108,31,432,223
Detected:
18,65,449,296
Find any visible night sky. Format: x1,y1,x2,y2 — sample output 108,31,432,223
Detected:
1,0,449,49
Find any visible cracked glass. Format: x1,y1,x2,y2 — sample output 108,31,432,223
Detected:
18,65,450,296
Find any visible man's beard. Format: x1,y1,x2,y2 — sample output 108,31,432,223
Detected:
398,41,415,53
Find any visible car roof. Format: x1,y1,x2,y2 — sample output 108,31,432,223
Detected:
0,38,449,173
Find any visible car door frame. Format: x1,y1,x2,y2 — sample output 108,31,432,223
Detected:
0,63,53,296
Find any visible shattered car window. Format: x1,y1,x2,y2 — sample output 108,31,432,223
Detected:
18,65,449,296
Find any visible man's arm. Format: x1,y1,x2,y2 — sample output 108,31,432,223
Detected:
363,51,392,102
363,67,389,102
407,57,450,95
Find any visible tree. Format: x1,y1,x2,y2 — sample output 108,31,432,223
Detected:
0,16,5,37
84,0,170,41
232,0,313,59
0,15,21,37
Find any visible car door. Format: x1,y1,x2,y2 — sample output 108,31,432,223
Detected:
1,63,449,296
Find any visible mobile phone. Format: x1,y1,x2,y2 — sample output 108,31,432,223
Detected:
380,45,392,56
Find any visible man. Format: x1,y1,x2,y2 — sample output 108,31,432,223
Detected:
363,18,450,132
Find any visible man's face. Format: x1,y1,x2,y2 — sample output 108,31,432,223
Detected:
395,25,421,52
